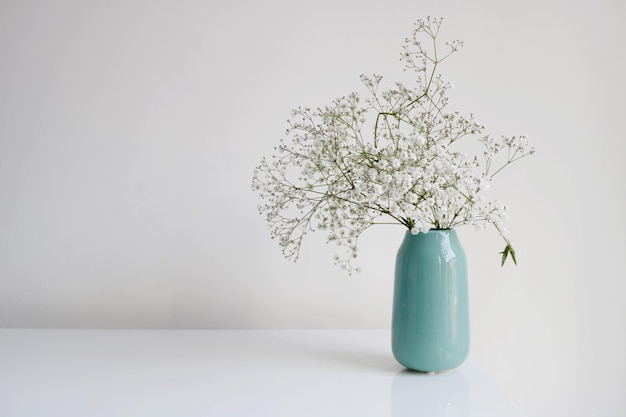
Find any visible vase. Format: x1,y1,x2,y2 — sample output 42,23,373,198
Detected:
392,229,470,372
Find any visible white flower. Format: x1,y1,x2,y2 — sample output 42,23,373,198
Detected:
479,177,490,191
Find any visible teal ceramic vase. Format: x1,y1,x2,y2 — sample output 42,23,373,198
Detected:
392,229,470,372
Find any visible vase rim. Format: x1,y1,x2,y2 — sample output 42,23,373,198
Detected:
408,228,455,233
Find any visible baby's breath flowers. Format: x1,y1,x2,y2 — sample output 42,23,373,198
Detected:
252,17,534,273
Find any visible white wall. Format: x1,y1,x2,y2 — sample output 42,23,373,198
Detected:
1,1,625,416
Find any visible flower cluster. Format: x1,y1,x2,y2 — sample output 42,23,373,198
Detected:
252,17,534,273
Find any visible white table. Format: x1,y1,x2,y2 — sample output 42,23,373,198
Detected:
0,330,525,417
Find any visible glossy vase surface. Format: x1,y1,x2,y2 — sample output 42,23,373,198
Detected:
392,229,470,372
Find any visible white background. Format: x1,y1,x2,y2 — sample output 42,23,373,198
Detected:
1,1,625,416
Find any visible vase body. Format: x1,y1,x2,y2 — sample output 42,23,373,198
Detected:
392,229,470,372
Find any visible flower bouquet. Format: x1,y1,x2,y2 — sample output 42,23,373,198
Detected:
252,17,534,274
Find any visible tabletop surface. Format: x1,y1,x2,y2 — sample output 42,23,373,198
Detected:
0,329,525,417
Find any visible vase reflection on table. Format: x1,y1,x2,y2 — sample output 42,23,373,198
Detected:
391,367,469,417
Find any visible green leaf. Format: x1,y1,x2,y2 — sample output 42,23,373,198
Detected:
500,243,517,266
510,246,517,265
